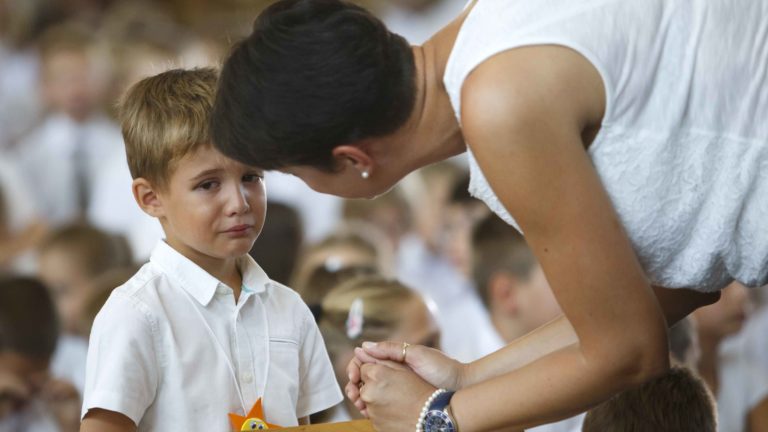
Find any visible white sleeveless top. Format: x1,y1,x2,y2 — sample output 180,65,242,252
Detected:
444,0,768,292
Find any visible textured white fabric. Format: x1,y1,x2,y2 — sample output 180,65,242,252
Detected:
82,241,342,430
444,0,768,291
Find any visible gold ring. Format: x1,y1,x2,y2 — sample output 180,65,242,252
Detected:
401,342,410,361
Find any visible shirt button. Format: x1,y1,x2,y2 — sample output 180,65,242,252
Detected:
242,372,253,383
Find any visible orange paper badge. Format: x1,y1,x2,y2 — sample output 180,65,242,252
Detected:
229,398,282,431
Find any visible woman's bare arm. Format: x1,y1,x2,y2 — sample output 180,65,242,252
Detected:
443,44,670,431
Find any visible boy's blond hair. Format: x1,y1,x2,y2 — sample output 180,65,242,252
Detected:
117,68,218,189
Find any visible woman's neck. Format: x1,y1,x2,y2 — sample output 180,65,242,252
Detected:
397,4,475,173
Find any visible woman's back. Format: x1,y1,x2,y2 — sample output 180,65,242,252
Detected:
445,0,768,291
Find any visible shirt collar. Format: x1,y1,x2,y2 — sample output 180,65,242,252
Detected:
149,241,270,306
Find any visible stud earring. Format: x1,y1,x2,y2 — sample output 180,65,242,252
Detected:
361,170,370,179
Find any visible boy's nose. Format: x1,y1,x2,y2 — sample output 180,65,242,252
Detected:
226,185,251,215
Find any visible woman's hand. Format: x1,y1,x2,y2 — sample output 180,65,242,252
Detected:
361,341,467,390
359,361,436,432
345,341,467,416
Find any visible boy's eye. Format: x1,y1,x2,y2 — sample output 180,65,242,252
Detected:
243,174,263,183
197,181,219,190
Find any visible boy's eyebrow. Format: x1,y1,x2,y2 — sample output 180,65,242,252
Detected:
189,168,224,181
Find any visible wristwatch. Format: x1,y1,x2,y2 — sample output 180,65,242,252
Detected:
421,390,459,432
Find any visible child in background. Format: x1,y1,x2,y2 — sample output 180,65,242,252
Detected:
471,212,581,432
291,223,393,305
582,366,716,432
470,212,562,345
0,276,81,432
37,223,133,336
80,68,341,432
693,281,768,432
14,20,123,226
317,276,440,423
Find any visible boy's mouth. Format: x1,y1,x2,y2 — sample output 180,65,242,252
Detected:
223,224,253,234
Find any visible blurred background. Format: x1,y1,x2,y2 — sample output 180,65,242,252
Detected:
0,1,766,431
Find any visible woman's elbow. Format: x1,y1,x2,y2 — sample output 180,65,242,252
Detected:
590,330,670,390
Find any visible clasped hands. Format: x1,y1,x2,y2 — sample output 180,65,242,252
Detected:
345,341,466,431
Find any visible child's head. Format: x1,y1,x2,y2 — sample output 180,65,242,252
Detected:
291,222,393,304
471,213,561,342
582,366,716,432
37,223,133,334
37,21,105,122
118,68,267,263
0,276,59,400
319,276,439,418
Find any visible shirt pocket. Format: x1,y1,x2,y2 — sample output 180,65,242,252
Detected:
266,337,301,419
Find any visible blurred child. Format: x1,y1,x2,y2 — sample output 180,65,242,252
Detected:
0,154,47,272
317,276,440,422
471,212,562,344
80,68,341,431
582,366,716,432
15,21,123,226
37,223,133,336
694,281,768,432
0,276,81,432
291,222,393,305
471,212,580,432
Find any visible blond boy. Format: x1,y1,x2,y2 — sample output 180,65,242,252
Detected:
80,68,342,432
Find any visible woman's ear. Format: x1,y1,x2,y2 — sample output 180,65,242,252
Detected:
332,144,374,177
132,178,164,218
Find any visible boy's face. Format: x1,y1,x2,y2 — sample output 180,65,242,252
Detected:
38,247,90,335
41,49,100,122
153,145,267,266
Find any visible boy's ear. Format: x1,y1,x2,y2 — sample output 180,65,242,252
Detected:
489,272,519,315
132,178,164,218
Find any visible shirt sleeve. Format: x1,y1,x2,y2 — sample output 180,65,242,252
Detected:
81,292,159,425
295,303,344,418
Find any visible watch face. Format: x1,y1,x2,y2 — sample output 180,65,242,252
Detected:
424,410,455,432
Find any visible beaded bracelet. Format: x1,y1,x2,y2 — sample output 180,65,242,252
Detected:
415,388,447,432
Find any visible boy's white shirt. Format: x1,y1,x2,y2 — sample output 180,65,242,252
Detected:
82,240,342,431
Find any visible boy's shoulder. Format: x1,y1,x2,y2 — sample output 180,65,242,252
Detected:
262,279,308,309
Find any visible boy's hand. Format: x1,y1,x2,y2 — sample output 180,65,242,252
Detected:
40,378,81,432
0,370,31,419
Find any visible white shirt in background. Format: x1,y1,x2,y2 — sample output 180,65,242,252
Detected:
82,241,342,431
14,113,124,226
381,0,468,45
717,306,768,432
397,233,501,362
87,148,163,262
264,171,342,243
50,335,88,398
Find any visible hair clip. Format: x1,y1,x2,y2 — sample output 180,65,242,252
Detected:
346,297,364,339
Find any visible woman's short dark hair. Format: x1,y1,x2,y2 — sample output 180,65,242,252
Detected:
211,0,417,172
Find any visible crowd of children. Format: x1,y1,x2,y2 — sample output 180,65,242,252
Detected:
0,0,766,431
